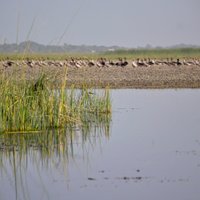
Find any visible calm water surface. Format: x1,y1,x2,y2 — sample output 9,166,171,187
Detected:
0,89,200,200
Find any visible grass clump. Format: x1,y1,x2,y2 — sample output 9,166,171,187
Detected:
0,70,111,134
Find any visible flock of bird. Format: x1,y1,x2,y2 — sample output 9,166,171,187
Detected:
1,57,200,69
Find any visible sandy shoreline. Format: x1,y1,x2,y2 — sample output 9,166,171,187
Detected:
1,62,200,88
66,65,200,88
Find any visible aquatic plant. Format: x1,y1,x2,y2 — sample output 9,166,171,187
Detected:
0,68,111,133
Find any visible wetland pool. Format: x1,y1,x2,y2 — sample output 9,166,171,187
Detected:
0,89,200,200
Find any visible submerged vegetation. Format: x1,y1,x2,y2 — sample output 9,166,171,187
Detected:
0,68,111,134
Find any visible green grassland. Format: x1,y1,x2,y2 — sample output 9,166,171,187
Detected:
0,48,200,61
102,48,200,59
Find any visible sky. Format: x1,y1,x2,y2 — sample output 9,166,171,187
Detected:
0,0,200,47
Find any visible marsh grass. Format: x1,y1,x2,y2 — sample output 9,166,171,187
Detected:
0,68,111,134
1,48,200,61
101,48,200,59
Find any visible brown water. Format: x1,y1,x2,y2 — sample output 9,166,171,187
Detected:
0,89,200,200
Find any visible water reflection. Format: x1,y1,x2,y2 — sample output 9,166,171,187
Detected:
0,114,111,200
1,89,200,200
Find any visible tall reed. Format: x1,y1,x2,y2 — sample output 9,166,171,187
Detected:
0,69,111,134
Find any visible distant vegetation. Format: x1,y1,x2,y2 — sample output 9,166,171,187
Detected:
0,41,200,60
0,41,122,54
102,48,200,59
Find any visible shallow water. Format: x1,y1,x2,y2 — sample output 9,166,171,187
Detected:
1,89,200,200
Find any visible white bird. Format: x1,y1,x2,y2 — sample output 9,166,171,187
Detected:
132,60,137,67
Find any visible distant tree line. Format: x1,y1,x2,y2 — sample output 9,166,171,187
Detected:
0,41,123,53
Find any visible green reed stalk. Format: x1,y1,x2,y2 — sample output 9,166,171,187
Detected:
0,71,111,134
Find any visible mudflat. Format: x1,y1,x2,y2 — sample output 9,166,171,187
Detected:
1,61,200,88
66,65,200,88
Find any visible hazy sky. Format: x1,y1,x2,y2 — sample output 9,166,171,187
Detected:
0,0,200,47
